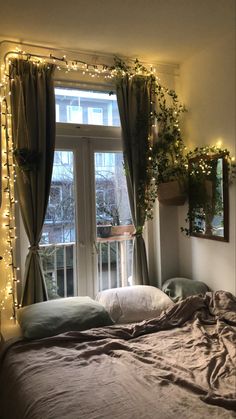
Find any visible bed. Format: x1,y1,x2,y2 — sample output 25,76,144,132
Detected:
0,289,235,419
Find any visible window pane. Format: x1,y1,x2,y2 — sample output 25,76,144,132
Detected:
55,87,120,127
95,152,134,291
40,151,76,299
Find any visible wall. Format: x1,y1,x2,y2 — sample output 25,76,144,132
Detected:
177,30,236,294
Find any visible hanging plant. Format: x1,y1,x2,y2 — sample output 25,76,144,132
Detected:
110,57,188,220
13,148,40,172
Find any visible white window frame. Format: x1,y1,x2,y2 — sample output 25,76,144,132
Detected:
56,120,122,298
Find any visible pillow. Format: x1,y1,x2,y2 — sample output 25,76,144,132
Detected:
96,285,174,324
162,277,210,301
17,296,114,340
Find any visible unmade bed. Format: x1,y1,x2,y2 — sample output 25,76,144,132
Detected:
0,291,236,419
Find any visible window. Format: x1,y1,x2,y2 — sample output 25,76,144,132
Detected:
67,105,83,123
55,87,120,126
40,87,132,300
88,107,103,125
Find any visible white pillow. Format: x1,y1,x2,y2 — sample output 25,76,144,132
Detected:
96,285,174,324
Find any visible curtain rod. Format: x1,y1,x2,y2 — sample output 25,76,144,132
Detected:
4,50,111,75
0,39,118,62
0,39,179,76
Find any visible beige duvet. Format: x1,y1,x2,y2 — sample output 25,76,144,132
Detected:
0,291,236,419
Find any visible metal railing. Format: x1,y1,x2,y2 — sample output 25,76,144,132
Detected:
39,242,77,299
40,235,133,298
96,236,133,291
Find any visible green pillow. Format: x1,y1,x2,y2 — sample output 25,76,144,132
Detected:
162,277,209,301
17,296,114,339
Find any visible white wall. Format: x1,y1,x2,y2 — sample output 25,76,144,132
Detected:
177,30,236,294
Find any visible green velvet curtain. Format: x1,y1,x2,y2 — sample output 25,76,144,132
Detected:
116,75,152,285
10,59,55,306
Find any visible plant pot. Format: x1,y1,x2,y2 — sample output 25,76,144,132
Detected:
97,225,112,238
111,225,135,236
158,180,187,206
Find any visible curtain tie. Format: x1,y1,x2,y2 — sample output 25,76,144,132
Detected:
132,232,143,238
132,226,143,238
28,245,40,254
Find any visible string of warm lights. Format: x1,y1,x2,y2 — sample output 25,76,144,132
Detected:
0,58,20,319
187,144,236,179
4,48,165,82
5,48,114,80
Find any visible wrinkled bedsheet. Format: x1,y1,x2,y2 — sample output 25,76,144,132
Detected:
0,291,236,419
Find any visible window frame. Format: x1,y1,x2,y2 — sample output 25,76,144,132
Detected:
55,108,122,297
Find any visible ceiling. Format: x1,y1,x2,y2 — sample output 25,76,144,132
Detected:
0,0,235,64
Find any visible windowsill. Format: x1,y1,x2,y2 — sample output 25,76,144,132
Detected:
97,234,134,243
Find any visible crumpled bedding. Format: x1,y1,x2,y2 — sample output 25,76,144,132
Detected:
0,291,235,419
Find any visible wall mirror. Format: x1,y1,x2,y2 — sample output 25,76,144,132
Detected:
188,153,229,241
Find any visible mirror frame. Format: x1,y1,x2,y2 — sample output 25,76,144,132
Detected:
189,153,229,242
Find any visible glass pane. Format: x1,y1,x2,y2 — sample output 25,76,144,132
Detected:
40,151,76,299
55,87,120,127
95,152,134,291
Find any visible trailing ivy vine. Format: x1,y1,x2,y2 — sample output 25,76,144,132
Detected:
110,57,187,221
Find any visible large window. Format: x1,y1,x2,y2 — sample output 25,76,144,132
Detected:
39,87,133,300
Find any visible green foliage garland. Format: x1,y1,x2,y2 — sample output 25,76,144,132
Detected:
111,57,187,221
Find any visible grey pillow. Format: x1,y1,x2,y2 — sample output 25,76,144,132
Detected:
162,277,209,301
17,296,113,339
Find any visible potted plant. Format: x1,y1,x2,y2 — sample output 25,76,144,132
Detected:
96,209,113,238
149,84,188,205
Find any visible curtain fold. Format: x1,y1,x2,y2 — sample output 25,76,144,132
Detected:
10,59,56,306
116,75,152,285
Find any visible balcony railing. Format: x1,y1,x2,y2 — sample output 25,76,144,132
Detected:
96,235,133,291
40,234,133,299
39,242,77,299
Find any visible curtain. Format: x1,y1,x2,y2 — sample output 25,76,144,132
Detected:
10,59,55,306
116,75,152,285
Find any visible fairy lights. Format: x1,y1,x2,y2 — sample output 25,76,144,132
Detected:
187,145,236,180
0,55,20,318
0,47,122,318
5,48,113,80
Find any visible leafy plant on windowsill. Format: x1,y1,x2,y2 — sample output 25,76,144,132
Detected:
110,57,188,219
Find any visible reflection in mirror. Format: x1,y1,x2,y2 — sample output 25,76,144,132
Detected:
189,153,229,241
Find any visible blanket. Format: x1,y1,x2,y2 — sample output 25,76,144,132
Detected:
0,291,235,419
